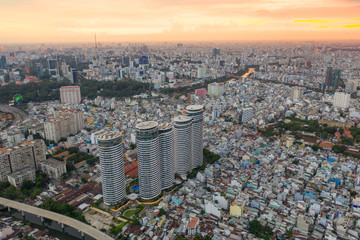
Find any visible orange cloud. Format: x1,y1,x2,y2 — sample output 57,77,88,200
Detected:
294,20,334,24
0,0,359,42
342,24,360,28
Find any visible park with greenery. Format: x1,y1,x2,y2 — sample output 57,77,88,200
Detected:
109,222,128,237
123,208,139,218
0,170,49,201
40,198,87,223
258,116,360,159
260,116,360,144
0,79,150,104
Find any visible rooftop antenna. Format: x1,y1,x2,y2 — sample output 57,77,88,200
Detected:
95,33,98,49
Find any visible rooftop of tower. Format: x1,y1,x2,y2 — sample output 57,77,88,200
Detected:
158,123,173,130
186,105,204,111
136,121,158,130
174,115,192,123
98,131,121,141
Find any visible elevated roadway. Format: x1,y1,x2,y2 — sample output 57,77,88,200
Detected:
0,197,114,240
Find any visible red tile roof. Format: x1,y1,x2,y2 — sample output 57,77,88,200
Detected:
188,217,199,228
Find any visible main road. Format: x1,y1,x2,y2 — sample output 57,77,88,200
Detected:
0,197,114,240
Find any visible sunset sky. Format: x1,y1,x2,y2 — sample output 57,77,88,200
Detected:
1,0,360,43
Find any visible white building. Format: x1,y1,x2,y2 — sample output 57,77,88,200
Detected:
158,123,175,190
197,67,206,79
207,82,224,96
174,116,193,176
98,132,126,205
40,158,67,179
136,121,161,199
205,201,221,218
333,92,350,108
239,108,254,123
291,86,304,101
7,167,36,188
186,105,204,169
44,109,83,143
213,192,228,209
60,86,81,105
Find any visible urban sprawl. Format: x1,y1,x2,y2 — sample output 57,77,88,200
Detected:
0,42,360,240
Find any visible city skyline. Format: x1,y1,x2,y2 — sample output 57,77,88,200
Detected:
1,0,360,43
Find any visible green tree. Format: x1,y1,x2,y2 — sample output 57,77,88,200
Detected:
66,163,76,172
35,171,50,188
249,220,263,236
193,235,202,240
158,208,166,217
81,176,87,183
350,190,357,197
321,131,328,139
332,144,347,154
341,137,354,146
131,218,140,225
20,180,34,191
41,199,86,223
292,159,299,165
312,144,322,151
86,157,98,166
286,230,294,238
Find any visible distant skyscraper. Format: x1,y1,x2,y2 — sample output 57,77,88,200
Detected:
98,132,126,205
211,48,220,57
48,59,59,78
291,86,304,101
70,69,81,84
158,123,175,190
325,67,343,90
186,105,204,169
136,121,161,199
122,56,130,67
36,63,44,78
0,56,6,70
174,116,193,175
61,62,69,76
139,56,149,65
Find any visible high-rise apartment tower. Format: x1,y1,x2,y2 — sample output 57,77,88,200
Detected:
98,132,126,205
